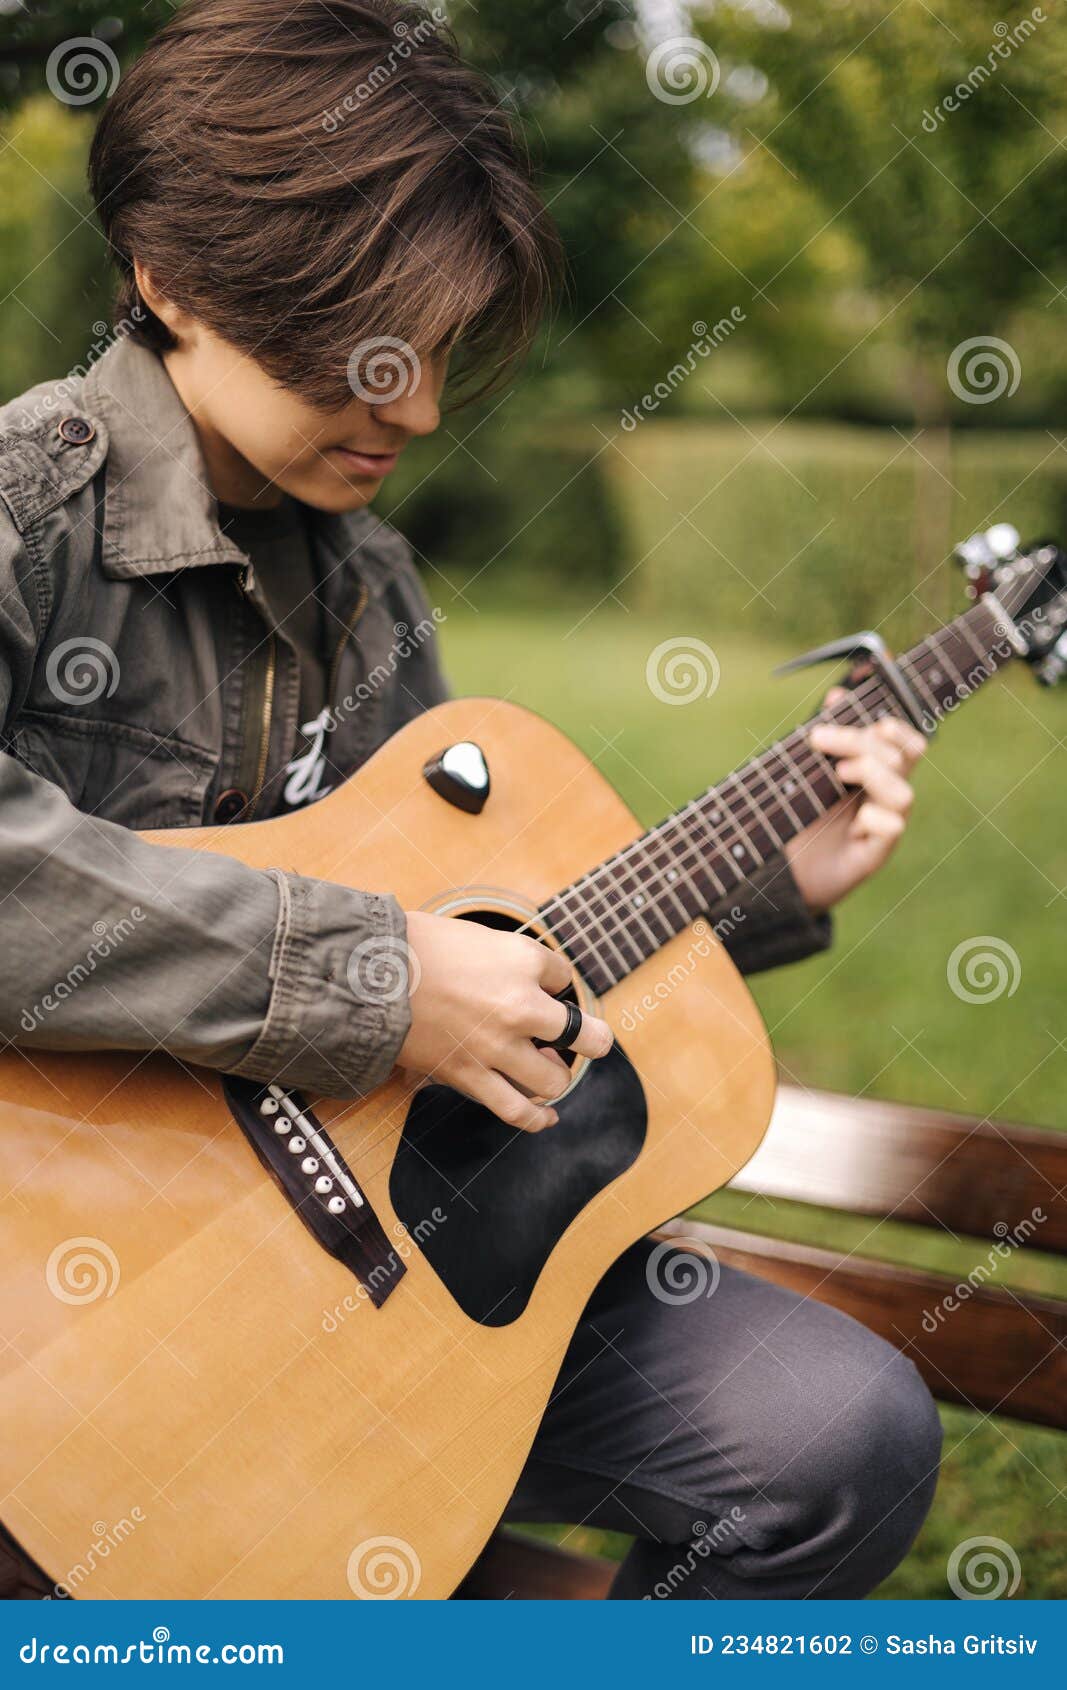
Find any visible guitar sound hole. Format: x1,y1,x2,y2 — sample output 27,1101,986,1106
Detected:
389,911,648,1327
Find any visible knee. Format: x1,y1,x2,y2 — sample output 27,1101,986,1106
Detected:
776,1322,943,1587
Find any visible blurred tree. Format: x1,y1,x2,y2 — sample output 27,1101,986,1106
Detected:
2,0,1066,434
708,0,1067,427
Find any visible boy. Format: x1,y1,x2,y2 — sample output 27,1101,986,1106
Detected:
0,0,939,1599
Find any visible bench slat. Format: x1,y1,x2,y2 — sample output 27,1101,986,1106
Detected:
733,1087,1067,1252
456,1530,614,1600
656,1218,1067,1430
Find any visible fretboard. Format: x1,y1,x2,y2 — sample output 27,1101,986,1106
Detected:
540,594,1022,994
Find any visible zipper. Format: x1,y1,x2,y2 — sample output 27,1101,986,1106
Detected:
234,566,276,822
231,567,366,821
326,582,369,711
248,634,276,820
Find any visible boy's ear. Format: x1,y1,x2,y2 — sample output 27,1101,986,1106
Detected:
133,257,195,337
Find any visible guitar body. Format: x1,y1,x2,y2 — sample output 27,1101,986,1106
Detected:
0,698,775,1599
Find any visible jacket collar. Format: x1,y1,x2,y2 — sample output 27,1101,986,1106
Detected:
82,336,251,579
82,336,400,601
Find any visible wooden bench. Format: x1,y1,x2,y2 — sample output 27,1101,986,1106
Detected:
457,1083,1067,1600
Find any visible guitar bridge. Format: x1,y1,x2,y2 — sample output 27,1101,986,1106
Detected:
222,1076,404,1308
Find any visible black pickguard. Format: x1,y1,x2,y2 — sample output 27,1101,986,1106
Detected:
389,1039,647,1326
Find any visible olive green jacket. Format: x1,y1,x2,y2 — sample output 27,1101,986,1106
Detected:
0,337,829,1098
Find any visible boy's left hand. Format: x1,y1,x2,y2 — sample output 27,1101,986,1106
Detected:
783,688,928,915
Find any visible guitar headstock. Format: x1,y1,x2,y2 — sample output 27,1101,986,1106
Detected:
955,524,1067,685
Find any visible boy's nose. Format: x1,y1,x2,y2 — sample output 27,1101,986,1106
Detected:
375,370,441,439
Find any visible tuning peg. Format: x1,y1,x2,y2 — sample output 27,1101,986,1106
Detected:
954,534,994,578
1034,632,1067,688
985,523,1020,561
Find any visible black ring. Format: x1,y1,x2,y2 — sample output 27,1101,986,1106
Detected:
541,999,584,1053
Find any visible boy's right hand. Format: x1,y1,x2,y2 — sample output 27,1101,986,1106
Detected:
397,910,614,1132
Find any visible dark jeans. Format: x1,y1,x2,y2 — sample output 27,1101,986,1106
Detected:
506,1239,943,1599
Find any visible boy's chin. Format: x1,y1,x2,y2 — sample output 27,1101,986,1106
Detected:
282,466,382,514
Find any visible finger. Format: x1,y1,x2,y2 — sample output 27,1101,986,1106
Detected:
873,715,927,767
499,1041,572,1102
849,802,907,844
532,994,614,1058
834,754,914,813
467,1064,560,1133
846,734,906,776
533,939,574,996
809,721,870,758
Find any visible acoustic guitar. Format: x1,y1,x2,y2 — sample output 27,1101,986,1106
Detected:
1,526,1064,1600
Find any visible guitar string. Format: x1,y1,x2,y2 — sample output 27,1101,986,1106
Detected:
548,600,1011,932
553,619,1011,978
538,634,958,937
531,610,1010,980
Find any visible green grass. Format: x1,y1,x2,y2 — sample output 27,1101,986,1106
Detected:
440,604,1067,1598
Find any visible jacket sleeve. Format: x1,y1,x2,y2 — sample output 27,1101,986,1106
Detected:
0,517,409,1100
707,852,833,975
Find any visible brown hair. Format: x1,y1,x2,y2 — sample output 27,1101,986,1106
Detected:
88,0,561,408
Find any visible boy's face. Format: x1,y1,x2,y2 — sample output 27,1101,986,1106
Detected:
156,304,449,512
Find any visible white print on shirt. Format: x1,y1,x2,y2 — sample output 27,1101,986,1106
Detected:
283,708,335,809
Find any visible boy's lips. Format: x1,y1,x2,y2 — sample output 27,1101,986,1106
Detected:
329,444,402,478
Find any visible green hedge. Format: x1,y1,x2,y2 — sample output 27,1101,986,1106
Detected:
612,421,1067,648
378,415,628,607
385,413,1067,648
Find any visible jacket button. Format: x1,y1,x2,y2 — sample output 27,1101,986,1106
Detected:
57,416,96,446
214,788,249,824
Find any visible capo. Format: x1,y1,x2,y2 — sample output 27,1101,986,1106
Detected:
775,630,935,737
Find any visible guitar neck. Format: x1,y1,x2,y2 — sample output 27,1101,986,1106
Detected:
540,593,1024,994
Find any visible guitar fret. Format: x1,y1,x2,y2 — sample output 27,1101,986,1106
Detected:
560,884,631,984
638,830,701,924
958,617,993,667
901,645,941,717
725,770,777,859
674,804,731,899
606,857,673,951
759,753,805,831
